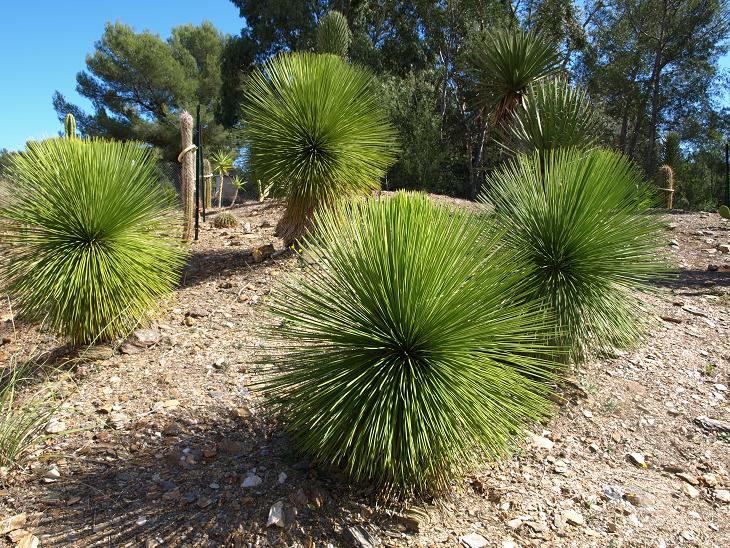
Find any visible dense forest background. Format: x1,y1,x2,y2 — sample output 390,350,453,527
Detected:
43,0,730,209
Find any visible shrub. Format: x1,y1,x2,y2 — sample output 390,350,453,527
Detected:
212,212,238,228
240,52,398,245
480,148,665,359
263,191,556,494
0,138,187,346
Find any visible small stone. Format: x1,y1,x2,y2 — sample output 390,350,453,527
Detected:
109,412,130,428
197,496,213,509
660,315,682,324
15,533,39,548
714,489,730,503
529,433,554,451
278,472,288,484
683,483,700,499
682,305,707,317
0,513,27,535
136,516,148,526
131,328,160,347
700,473,718,487
43,466,61,482
266,501,285,528
243,222,252,234
186,308,209,318
232,406,252,420
676,473,699,485
694,415,730,434
602,485,624,502
45,419,66,434
184,316,195,327
714,383,728,392
459,533,488,548
120,342,144,355
582,409,593,418
252,244,275,263
241,474,262,488
506,518,523,529
681,531,694,541
627,453,647,468
718,244,730,253
562,509,584,526
526,521,547,533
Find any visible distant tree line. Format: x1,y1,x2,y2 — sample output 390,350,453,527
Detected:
49,0,730,209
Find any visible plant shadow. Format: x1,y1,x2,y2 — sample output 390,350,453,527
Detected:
21,408,389,547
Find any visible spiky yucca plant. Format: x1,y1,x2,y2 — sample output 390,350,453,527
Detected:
505,78,598,155
466,29,560,125
210,150,235,209
240,52,398,245
229,175,245,207
264,191,555,494
316,10,351,57
0,138,186,346
481,149,664,359
212,211,238,228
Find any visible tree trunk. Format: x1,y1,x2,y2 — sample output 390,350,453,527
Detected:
230,188,239,209
645,0,668,173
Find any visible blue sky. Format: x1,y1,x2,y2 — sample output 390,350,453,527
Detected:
0,2,728,151
0,1,242,151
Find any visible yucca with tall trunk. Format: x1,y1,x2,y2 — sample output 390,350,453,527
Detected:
263,191,556,494
240,52,398,245
466,29,560,127
210,150,235,209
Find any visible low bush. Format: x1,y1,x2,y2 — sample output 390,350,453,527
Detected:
263,191,556,494
0,138,187,346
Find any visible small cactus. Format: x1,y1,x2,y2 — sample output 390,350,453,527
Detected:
655,164,675,209
316,11,351,58
64,113,77,139
719,205,730,220
212,212,238,229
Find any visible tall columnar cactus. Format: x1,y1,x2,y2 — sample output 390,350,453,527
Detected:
64,113,76,139
316,11,351,58
179,111,195,241
655,164,675,209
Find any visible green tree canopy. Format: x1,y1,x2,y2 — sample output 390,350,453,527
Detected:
53,21,233,161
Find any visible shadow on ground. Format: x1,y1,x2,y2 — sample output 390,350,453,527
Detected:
24,408,388,547
651,268,730,291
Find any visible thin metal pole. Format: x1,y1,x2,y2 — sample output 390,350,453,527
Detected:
725,140,729,206
194,105,200,241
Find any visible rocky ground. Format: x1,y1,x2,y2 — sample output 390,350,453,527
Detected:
0,201,729,548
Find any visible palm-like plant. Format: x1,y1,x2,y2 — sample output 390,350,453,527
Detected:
504,78,598,155
210,150,235,209
480,148,665,359
316,10,351,57
240,52,398,245
466,29,560,126
229,175,246,207
0,138,186,345
263,191,555,494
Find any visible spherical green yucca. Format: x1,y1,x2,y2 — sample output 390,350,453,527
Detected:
481,148,664,359
264,191,555,494
240,52,398,245
0,138,186,346
212,212,238,228
316,11,351,57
